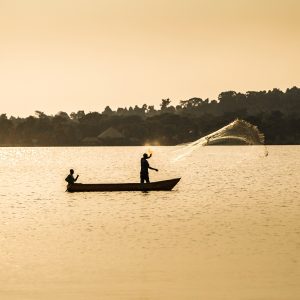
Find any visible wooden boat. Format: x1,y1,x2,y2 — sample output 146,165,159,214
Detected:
67,178,181,192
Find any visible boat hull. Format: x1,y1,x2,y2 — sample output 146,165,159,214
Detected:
67,178,181,192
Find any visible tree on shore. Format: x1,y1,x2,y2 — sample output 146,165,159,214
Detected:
1,87,300,146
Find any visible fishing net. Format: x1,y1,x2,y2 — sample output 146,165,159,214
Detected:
201,119,264,146
174,119,267,161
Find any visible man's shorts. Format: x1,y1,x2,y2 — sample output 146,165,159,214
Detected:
140,172,150,183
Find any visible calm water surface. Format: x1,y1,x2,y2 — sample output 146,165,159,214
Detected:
0,146,299,300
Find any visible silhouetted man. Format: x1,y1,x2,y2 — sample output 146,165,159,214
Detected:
140,153,158,183
65,169,79,185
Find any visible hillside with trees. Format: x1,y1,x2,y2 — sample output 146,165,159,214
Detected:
0,87,300,146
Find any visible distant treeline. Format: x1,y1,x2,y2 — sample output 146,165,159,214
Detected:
1,87,300,146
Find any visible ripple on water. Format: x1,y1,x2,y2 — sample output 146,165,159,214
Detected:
0,146,299,299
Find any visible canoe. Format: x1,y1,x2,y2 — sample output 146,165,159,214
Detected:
67,178,181,192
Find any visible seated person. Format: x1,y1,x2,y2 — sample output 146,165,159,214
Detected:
65,169,79,185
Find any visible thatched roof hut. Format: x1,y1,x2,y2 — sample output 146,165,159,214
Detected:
97,127,124,139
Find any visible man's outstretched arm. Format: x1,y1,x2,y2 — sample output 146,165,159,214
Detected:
149,166,158,172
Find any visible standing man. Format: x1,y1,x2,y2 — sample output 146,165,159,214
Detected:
140,153,158,183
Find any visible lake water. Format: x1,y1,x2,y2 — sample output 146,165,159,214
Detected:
0,146,299,300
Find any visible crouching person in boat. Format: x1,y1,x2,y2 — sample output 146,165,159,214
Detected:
140,153,158,183
65,169,79,185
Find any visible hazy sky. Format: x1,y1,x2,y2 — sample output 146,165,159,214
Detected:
0,0,299,116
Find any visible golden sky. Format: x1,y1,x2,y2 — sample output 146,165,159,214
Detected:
0,0,299,116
